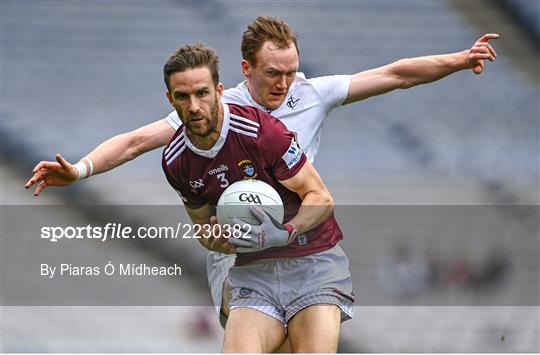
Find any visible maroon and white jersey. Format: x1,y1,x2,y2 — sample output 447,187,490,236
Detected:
162,103,343,265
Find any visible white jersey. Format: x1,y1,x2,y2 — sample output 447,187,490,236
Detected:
165,72,350,162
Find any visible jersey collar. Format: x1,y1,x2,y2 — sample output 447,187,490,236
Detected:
184,103,230,159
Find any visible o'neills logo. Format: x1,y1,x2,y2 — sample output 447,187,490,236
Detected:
208,164,229,175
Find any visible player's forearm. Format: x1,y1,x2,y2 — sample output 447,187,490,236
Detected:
344,51,471,104
83,119,174,176
391,50,470,89
185,209,214,247
288,191,334,235
83,132,147,175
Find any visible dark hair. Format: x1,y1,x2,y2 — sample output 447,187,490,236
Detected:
241,16,299,66
163,42,220,91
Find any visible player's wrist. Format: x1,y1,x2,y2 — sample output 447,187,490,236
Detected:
461,49,474,69
74,157,94,180
283,223,298,244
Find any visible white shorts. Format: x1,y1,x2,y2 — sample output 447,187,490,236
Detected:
226,244,354,325
206,251,236,327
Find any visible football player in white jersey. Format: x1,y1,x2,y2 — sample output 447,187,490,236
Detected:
26,14,499,342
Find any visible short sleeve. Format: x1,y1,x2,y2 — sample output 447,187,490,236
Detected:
258,114,307,181
164,110,182,130
308,75,351,109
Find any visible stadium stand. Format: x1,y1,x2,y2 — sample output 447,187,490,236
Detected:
2,0,538,352
499,0,540,42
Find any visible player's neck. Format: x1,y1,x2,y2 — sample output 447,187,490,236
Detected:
186,102,224,150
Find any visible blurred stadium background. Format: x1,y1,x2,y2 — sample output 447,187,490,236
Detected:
1,0,538,352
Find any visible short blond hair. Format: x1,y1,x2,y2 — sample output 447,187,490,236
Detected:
241,16,299,66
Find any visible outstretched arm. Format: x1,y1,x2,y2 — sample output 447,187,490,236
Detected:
343,33,499,105
25,118,175,196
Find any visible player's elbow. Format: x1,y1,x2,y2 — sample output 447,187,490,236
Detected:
319,189,334,209
327,193,335,208
321,192,335,221
304,188,334,210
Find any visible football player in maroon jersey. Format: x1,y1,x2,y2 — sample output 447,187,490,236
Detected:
161,43,352,353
